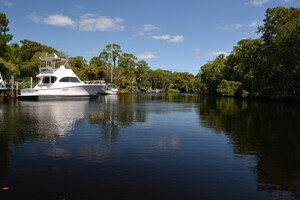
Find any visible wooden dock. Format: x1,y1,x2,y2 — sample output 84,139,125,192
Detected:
0,88,18,99
0,75,21,99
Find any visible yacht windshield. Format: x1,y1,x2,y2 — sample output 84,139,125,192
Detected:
59,77,81,83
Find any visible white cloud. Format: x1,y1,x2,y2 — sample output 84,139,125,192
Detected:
26,13,125,31
248,0,293,6
78,13,125,31
1,0,13,7
193,49,201,59
249,0,270,6
219,24,243,30
136,31,146,36
218,20,265,31
44,14,75,27
141,24,160,31
152,34,184,43
87,49,100,55
136,51,158,60
27,14,75,27
248,21,263,27
208,50,230,57
26,14,42,23
134,24,160,37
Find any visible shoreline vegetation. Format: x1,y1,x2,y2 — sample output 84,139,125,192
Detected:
0,6,299,102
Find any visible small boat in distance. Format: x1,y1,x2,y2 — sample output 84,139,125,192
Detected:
101,44,118,95
101,83,118,95
19,54,104,100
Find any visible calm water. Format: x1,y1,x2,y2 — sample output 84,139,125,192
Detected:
0,94,299,200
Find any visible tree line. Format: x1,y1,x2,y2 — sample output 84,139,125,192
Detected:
0,6,299,99
199,7,300,100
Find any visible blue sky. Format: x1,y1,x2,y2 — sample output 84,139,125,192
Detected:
1,0,299,74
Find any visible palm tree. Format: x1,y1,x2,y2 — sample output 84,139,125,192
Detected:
83,66,98,80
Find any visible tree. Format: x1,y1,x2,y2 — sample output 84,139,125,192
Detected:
99,43,122,66
19,51,48,78
83,66,98,80
6,43,22,66
172,72,196,93
258,7,300,98
147,69,173,91
89,56,110,81
199,54,226,94
19,40,57,62
118,53,137,86
225,39,265,93
69,56,87,69
0,13,13,58
135,60,150,88
216,80,242,96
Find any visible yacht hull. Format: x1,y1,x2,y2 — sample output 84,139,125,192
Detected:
19,85,102,100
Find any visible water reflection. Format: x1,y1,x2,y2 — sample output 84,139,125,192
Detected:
198,96,300,198
0,94,299,199
89,95,120,142
0,100,90,178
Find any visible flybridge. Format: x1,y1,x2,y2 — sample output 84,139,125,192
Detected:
39,53,69,74
39,53,69,67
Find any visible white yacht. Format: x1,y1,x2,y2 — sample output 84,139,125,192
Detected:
0,73,6,89
19,54,104,100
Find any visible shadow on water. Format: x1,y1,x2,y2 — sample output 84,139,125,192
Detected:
0,94,299,199
198,96,300,199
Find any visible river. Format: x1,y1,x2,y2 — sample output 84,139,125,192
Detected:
0,94,299,200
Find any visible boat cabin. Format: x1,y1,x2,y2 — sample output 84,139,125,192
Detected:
41,76,57,85
38,75,82,87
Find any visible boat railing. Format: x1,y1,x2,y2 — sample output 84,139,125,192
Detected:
38,54,70,73
39,66,58,74
84,80,106,85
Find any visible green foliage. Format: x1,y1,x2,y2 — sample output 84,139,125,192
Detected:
147,69,173,91
0,13,13,58
259,7,300,97
117,53,138,86
199,55,226,94
82,66,98,80
19,40,57,62
172,72,196,93
69,56,87,69
167,88,180,93
217,80,242,96
99,43,122,66
199,6,300,100
225,38,265,93
0,58,13,77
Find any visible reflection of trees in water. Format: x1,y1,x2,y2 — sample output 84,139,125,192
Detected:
88,110,120,142
88,94,201,143
0,100,40,178
198,96,300,198
0,100,88,179
88,95,149,142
